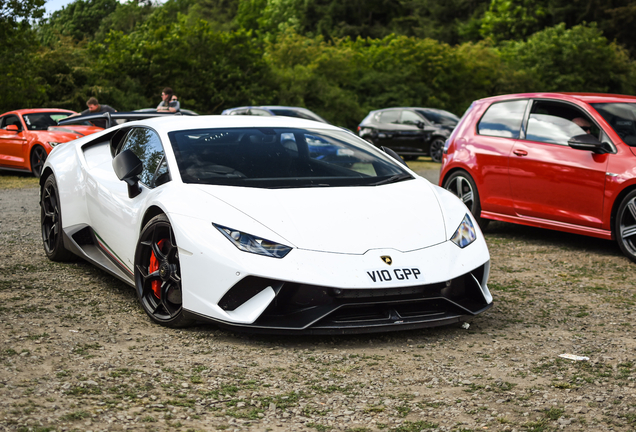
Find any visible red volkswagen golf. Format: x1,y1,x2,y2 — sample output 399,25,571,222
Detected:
439,92,636,262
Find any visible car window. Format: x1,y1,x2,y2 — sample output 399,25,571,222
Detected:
478,100,528,138
169,127,410,188
228,109,248,115
248,109,272,116
525,114,589,145
416,109,459,126
379,111,400,124
592,102,636,146
400,110,424,126
1,115,23,131
525,100,599,145
119,128,170,188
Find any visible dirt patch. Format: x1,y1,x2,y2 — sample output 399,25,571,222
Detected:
1,183,636,432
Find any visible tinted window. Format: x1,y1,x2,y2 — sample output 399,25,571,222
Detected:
478,100,528,138
2,115,23,130
416,109,459,126
119,128,169,187
169,127,410,188
379,111,400,124
400,110,424,125
592,102,636,146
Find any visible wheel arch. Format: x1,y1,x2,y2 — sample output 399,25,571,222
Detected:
140,206,166,233
610,184,636,240
440,166,471,188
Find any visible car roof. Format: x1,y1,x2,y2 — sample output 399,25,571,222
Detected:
123,114,341,134
1,108,76,116
476,92,636,105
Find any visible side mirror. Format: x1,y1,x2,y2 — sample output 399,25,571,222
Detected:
113,149,143,198
6,124,19,133
381,146,408,166
568,134,610,154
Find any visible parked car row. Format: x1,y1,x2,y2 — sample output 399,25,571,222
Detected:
222,105,459,163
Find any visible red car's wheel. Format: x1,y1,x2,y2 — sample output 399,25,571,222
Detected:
135,214,193,327
443,170,489,230
31,145,47,178
616,190,636,263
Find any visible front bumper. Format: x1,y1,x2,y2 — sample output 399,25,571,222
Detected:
184,261,491,334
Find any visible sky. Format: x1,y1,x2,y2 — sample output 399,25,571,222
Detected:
44,0,76,15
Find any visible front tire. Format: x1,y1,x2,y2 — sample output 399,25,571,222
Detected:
443,170,489,230
429,138,445,163
31,146,48,178
615,190,636,263
41,175,74,262
135,214,193,327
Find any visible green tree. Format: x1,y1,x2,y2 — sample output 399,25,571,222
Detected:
500,23,636,94
0,0,47,111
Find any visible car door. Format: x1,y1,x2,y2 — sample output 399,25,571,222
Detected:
508,99,609,228
472,99,529,215
392,110,435,153
372,110,401,149
0,114,28,168
85,127,171,273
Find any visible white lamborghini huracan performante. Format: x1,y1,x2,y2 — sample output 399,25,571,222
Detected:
40,115,492,334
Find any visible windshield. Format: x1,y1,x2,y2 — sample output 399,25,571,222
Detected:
591,103,636,146
168,127,412,188
416,109,459,126
23,112,72,131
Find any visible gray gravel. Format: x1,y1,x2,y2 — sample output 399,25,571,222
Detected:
1,183,636,432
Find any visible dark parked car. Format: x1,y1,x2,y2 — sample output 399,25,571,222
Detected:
357,107,459,162
221,106,328,123
439,92,636,262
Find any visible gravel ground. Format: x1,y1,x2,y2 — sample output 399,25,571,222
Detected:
2,171,636,432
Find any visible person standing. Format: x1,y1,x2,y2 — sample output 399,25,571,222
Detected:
157,87,180,112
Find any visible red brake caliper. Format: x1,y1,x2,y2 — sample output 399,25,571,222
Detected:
149,239,166,298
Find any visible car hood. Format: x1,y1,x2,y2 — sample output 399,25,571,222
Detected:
193,179,448,254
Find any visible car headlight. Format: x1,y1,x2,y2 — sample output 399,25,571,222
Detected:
213,224,292,258
450,214,477,248
47,141,62,148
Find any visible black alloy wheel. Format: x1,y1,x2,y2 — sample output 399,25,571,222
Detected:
41,175,74,261
615,189,636,263
135,214,193,327
443,170,489,230
31,146,48,178
429,138,445,163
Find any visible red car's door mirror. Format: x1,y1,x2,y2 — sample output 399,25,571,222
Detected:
568,134,610,154
5,124,19,133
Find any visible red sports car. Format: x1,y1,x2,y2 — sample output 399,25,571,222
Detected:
439,92,636,262
0,109,103,177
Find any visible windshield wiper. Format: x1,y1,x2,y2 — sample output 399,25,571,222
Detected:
370,173,413,186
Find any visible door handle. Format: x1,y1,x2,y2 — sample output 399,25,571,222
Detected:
513,149,528,157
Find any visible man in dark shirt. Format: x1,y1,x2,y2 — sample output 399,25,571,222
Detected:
80,97,117,115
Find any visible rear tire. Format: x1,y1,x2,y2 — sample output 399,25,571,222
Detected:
134,214,193,327
615,189,636,263
41,175,74,262
443,170,489,230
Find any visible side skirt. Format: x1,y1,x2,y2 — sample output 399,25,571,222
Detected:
481,211,613,240
62,224,135,287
